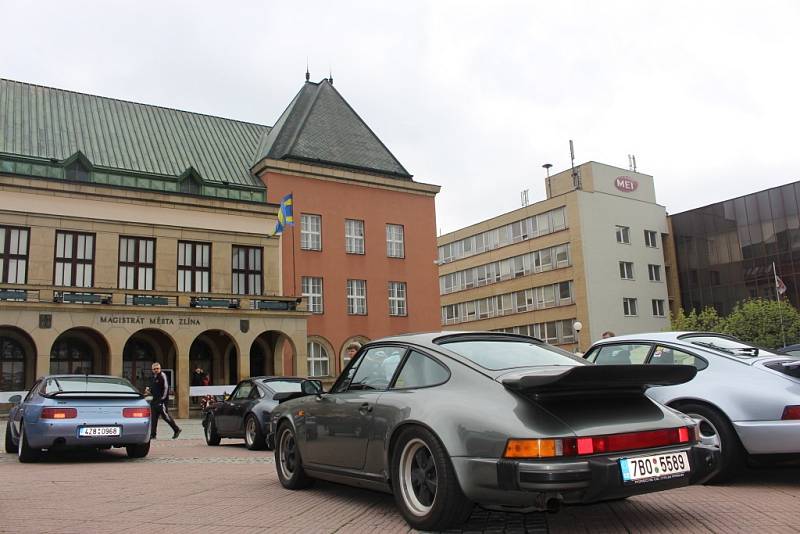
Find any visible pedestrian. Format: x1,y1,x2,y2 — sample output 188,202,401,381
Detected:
191,366,205,387
144,362,181,440
345,342,361,364
601,331,616,339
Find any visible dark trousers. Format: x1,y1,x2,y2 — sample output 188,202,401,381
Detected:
150,401,180,437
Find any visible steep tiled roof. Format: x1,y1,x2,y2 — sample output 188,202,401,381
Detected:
0,78,269,188
254,79,411,179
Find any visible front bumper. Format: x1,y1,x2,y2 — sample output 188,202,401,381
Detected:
451,444,720,510
733,420,800,454
25,419,151,449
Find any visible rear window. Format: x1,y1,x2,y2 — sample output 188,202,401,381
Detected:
440,339,585,370
43,376,139,395
264,380,303,393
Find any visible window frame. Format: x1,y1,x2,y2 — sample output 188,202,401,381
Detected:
623,297,638,316
388,281,407,316
386,223,405,258
644,230,659,248
652,298,666,317
345,219,365,255
346,279,367,315
616,225,630,244
0,225,30,284
648,264,662,282
118,236,155,290
54,230,96,288
307,341,331,377
231,245,263,296
300,213,322,251
177,240,212,293
619,261,635,280
301,276,324,314
390,350,451,390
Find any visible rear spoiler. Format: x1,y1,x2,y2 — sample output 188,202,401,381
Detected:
501,364,696,398
47,392,142,399
273,391,312,403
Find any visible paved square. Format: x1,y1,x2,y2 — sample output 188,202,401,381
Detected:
1,419,798,533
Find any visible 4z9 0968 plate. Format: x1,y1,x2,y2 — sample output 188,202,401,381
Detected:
619,451,690,484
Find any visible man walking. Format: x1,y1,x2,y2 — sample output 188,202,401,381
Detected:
145,362,181,439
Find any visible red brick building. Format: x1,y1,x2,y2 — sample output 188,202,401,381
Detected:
252,78,441,379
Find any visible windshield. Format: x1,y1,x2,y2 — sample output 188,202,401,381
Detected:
43,376,139,395
679,334,779,358
264,380,303,393
439,339,585,370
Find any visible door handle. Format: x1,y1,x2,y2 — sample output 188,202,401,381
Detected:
358,402,373,415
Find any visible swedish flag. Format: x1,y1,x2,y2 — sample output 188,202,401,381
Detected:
272,193,294,236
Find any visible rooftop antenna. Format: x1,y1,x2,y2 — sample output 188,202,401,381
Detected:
632,154,637,172
543,163,553,198
305,59,310,82
521,189,529,207
569,140,582,189
328,66,333,85
628,154,633,171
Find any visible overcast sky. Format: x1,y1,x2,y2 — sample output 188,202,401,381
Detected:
3,1,799,234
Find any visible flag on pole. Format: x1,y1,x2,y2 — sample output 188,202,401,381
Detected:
272,193,294,236
776,275,787,295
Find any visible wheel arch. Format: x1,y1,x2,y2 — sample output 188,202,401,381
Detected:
385,420,448,487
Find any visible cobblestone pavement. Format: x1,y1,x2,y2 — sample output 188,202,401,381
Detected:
1,419,799,533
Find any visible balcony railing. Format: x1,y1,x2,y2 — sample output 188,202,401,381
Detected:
54,291,113,305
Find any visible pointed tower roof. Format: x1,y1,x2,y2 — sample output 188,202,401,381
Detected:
253,79,411,179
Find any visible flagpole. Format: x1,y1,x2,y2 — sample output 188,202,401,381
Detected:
773,262,786,348
290,191,296,297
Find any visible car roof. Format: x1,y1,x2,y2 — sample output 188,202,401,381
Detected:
40,374,130,380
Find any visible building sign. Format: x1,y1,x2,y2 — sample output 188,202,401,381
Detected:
615,176,639,193
98,315,201,326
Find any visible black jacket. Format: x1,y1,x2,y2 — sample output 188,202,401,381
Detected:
150,372,169,404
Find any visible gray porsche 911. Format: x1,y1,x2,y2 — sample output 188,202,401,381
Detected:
269,332,720,531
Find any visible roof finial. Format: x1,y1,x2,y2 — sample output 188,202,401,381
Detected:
305,59,310,82
328,66,333,85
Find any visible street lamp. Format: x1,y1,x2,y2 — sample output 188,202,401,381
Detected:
573,321,583,353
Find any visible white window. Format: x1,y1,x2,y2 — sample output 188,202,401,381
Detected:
616,225,630,244
302,276,324,313
347,279,367,315
307,341,330,377
119,237,155,290
345,219,365,254
0,226,29,284
301,214,322,251
644,230,658,248
648,264,662,282
652,299,666,317
623,297,638,316
386,224,404,258
388,281,407,316
619,261,634,280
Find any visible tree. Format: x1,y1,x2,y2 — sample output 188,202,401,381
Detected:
670,306,725,332
723,298,800,349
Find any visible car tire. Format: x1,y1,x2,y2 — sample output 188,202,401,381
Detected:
204,415,221,446
275,422,313,489
244,414,266,451
391,426,474,531
17,421,42,463
126,442,151,458
678,402,744,483
4,421,16,454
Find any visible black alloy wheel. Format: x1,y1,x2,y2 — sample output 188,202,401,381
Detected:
244,414,266,450
4,421,15,454
204,415,221,446
126,442,151,458
391,426,473,531
275,422,313,489
17,421,42,463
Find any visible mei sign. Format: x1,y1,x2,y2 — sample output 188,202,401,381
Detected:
615,176,639,193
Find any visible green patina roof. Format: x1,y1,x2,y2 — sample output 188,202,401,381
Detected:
0,78,269,195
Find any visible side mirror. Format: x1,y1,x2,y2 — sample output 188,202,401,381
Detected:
301,379,323,396
8,395,22,404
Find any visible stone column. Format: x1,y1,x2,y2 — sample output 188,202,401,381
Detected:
175,341,190,419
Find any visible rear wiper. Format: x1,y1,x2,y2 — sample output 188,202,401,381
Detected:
731,347,759,357
691,341,734,354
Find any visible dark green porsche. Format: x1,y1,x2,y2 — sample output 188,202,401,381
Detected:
269,332,720,531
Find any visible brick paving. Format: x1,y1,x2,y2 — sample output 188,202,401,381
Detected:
1,419,798,533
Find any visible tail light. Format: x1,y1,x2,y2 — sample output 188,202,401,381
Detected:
41,408,77,419
782,406,800,420
123,407,151,418
503,426,695,459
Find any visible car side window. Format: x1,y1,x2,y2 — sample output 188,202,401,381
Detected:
232,382,253,400
650,345,708,370
250,387,264,400
347,347,405,391
591,343,652,365
392,351,450,389
26,380,42,401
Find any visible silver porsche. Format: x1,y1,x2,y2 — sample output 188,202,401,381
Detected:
585,331,800,482
269,332,720,531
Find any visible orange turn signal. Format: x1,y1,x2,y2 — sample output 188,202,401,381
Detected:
504,439,560,458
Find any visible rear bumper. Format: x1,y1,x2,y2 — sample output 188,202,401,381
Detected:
733,420,800,454
25,419,151,449
451,444,720,510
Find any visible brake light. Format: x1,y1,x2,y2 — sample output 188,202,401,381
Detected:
123,407,151,418
41,408,77,419
782,405,800,420
503,426,694,459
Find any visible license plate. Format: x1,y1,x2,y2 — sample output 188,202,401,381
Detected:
78,426,121,437
619,451,690,484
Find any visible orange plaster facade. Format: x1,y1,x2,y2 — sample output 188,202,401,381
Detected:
260,165,441,377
